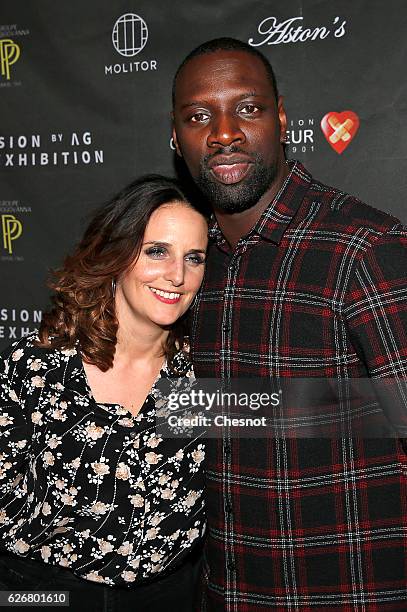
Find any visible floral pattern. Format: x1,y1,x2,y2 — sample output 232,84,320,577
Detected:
0,333,205,587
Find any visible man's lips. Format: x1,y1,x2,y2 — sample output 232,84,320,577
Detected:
207,155,254,185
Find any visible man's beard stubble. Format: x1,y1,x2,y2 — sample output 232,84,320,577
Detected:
196,147,278,214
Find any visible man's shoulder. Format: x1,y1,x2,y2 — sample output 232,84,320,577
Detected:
305,174,402,238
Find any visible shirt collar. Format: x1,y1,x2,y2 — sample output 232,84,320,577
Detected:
208,160,312,247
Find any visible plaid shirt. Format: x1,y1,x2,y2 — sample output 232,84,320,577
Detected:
191,161,407,611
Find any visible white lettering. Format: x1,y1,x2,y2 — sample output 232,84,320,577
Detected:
105,60,158,75
33,311,42,323
249,15,347,46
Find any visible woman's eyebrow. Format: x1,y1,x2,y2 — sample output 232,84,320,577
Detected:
142,240,171,246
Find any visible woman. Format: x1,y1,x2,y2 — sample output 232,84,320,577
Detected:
0,176,208,611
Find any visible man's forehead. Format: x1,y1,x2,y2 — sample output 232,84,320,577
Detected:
174,50,273,101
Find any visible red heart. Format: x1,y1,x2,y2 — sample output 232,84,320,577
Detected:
320,111,360,154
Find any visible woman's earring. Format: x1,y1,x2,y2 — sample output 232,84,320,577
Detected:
111,278,116,298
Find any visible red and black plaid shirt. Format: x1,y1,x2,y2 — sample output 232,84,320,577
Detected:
191,161,407,611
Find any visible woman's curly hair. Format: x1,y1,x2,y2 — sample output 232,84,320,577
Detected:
37,175,206,372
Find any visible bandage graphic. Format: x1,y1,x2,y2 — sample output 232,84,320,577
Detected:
320,111,359,154
327,116,354,144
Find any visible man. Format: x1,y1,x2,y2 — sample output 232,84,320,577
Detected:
172,38,407,611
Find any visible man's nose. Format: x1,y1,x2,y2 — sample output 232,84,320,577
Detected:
207,113,245,148
164,258,185,287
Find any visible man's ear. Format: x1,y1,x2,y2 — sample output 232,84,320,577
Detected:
277,96,288,143
171,113,182,157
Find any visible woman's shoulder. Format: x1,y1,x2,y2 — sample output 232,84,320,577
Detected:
1,331,78,375
1,331,42,362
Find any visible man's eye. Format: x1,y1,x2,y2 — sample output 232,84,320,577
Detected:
185,253,206,265
190,112,210,123
145,246,167,258
239,104,260,115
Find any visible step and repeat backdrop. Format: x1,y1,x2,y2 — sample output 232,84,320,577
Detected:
1,0,407,350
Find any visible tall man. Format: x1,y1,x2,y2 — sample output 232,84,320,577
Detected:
172,38,407,611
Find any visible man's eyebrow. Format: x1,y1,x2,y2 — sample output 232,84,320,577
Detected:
179,102,206,110
179,92,262,111
239,91,260,99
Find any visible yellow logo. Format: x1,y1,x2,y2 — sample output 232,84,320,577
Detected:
0,38,20,80
2,214,23,254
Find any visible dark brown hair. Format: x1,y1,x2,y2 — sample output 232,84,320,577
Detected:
37,175,206,372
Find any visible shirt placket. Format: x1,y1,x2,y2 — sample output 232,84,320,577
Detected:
220,244,245,608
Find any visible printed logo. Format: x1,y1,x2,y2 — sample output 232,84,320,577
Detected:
249,15,347,46
0,38,20,80
0,132,104,169
320,111,359,154
285,117,316,155
105,14,156,76
112,13,148,57
2,214,22,254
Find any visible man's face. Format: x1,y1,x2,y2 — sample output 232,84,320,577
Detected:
172,50,287,213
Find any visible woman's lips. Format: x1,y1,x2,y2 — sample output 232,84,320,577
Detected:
210,162,253,185
149,287,181,304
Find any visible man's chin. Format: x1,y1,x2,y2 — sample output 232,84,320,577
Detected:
197,176,263,214
197,160,278,214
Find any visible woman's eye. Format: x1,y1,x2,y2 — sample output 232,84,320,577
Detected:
185,253,206,265
240,104,259,115
190,112,210,123
145,246,167,258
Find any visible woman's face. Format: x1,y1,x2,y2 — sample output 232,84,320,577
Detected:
116,202,208,331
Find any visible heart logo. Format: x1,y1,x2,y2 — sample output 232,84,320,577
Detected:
320,111,360,154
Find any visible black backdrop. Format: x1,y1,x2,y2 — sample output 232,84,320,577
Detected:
1,0,407,349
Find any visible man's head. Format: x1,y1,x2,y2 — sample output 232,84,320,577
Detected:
172,37,287,214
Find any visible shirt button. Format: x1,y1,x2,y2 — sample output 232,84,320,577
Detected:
130,431,138,439
222,323,230,331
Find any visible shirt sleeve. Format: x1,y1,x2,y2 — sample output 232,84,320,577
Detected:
343,223,407,433
0,342,32,497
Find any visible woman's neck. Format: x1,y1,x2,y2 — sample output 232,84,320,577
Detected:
114,320,168,365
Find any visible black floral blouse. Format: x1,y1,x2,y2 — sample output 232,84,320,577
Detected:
0,333,205,587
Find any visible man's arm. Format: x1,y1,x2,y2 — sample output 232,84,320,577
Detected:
343,223,407,433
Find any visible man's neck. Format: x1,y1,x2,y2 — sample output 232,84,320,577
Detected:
214,161,290,251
